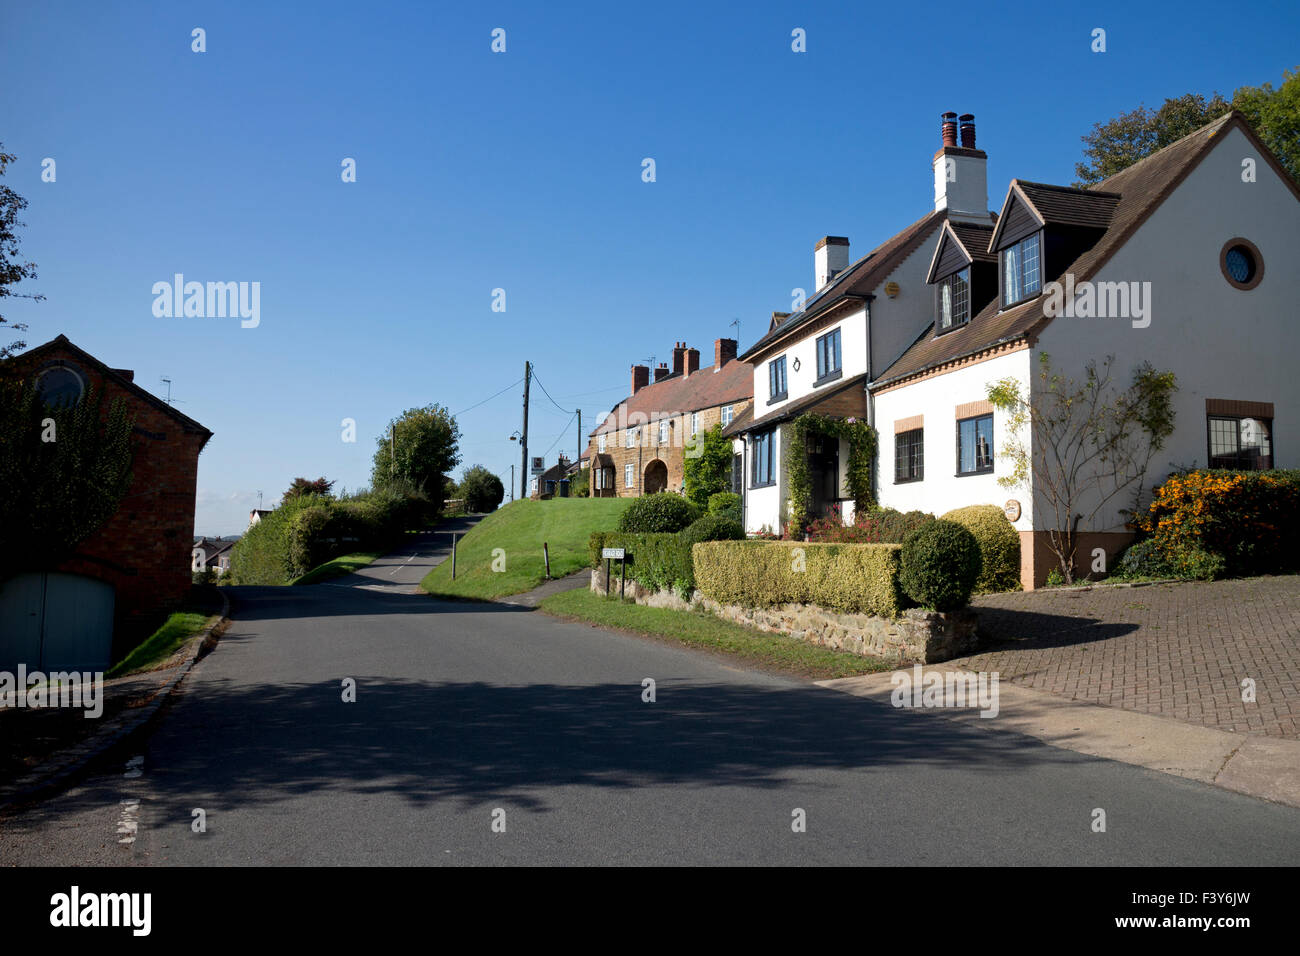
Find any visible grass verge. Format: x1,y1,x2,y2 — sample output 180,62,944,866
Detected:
422,497,631,600
106,610,218,678
291,551,384,585
539,589,896,680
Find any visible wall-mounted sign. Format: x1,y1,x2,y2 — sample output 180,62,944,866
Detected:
884,281,900,298
1004,499,1022,522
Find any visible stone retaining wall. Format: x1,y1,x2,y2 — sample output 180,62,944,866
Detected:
589,568,979,664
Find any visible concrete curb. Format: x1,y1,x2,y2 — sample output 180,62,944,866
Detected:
0,590,231,811
818,664,1300,810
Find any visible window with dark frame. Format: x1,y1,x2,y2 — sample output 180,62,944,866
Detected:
1001,232,1041,307
956,414,994,475
894,429,924,483
769,356,787,401
751,429,775,486
936,267,971,331
815,328,842,381
1208,415,1273,470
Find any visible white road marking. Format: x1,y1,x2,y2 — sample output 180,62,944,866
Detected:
117,799,140,844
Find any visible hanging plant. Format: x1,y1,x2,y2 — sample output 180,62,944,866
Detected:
784,412,877,534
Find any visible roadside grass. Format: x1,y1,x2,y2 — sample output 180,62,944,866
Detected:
422,497,631,600
539,589,897,680
291,551,384,586
106,611,218,678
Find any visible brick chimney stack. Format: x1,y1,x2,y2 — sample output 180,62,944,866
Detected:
685,347,700,376
631,364,649,395
714,337,737,369
671,342,687,376
654,362,670,382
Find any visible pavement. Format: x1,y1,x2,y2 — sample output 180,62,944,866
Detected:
961,576,1300,738
3,543,1299,865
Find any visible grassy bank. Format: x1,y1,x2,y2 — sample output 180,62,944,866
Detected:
107,610,219,678
291,550,384,585
421,497,631,599
539,589,896,680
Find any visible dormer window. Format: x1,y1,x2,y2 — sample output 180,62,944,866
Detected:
937,268,971,332
1001,232,1041,307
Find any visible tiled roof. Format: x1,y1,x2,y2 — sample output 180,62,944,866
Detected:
1010,181,1120,232
874,112,1246,390
590,359,752,436
723,373,867,437
740,209,948,361
948,222,998,262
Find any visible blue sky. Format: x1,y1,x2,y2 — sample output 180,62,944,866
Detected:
2,0,1296,534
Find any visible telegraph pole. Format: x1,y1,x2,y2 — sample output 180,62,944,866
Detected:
576,409,582,465
520,361,531,500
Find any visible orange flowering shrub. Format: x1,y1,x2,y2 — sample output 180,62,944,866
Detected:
1137,470,1300,576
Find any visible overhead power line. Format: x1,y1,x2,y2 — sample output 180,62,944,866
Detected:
453,377,524,418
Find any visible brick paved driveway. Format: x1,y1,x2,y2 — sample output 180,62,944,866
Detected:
956,575,1300,738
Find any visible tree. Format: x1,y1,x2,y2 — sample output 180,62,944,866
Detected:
459,465,505,512
282,476,334,503
0,380,134,582
371,404,461,509
1232,68,1300,186
1074,70,1300,186
568,464,589,497
987,353,1177,584
683,424,733,508
0,144,45,359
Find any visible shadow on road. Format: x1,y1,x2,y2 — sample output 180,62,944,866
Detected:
12,674,1086,820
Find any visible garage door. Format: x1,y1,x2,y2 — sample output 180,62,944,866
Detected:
0,572,115,671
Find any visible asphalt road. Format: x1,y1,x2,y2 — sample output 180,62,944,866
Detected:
3,527,1300,866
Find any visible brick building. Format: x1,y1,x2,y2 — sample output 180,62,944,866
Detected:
587,338,752,497
0,335,212,667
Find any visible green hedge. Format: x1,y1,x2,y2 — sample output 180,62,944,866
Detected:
589,531,694,595
229,488,419,585
692,540,903,617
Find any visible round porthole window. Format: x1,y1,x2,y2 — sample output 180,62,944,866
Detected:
35,365,85,408
1220,239,1263,290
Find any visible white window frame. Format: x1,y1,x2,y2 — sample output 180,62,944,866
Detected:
691,411,700,434
598,434,606,454
624,463,635,488
659,419,669,444
721,405,733,427
626,428,636,448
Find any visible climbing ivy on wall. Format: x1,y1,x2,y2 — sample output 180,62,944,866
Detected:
784,413,877,533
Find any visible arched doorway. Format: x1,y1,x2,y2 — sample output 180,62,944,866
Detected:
643,459,668,495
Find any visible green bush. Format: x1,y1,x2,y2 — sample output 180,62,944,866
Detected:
589,531,694,595
692,540,903,617
617,492,702,533
941,504,1021,594
707,491,741,521
680,513,745,548
1113,538,1171,579
1136,469,1300,577
898,519,980,611
229,486,421,585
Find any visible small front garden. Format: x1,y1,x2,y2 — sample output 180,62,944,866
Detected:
1111,468,1300,583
